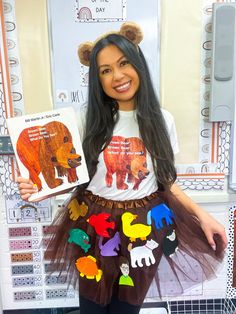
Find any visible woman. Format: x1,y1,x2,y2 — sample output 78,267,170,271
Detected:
18,22,227,314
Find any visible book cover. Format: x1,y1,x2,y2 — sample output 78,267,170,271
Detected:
7,107,89,201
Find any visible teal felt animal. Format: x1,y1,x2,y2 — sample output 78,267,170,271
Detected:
68,228,91,253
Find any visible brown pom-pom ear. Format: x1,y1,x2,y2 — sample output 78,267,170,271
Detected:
119,21,143,46
77,41,94,66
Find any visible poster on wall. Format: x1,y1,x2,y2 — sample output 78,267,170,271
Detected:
75,0,126,22
47,0,160,110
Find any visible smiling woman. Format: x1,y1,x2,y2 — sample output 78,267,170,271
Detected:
37,24,226,314
16,18,227,314
97,45,140,111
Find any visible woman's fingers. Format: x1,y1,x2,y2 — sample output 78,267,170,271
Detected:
19,186,37,194
17,176,32,185
20,192,32,201
18,183,37,191
217,229,228,251
203,228,216,251
17,177,35,188
16,176,38,199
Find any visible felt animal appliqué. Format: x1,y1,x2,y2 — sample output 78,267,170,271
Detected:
16,121,81,190
75,255,102,282
68,198,88,221
147,203,175,230
87,213,115,238
98,231,121,256
162,229,178,257
128,239,159,268
121,212,151,242
68,228,91,253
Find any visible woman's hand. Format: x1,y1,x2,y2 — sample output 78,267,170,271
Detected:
17,176,74,202
17,176,38,201
198,211,228,251
170,183,228,252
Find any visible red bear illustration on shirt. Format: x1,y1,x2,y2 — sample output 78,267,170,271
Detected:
103,136,149,190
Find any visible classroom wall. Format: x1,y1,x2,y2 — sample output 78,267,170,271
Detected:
14,0,227,291
15,0,52,113
0,0,231,311
160,0,202,164
15,0,201,164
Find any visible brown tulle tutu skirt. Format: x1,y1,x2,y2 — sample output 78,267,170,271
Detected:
44,189,224,306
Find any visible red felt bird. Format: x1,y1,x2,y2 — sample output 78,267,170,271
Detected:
87,213,115,238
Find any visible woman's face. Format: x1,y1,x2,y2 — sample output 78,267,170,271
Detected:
97,44,140,111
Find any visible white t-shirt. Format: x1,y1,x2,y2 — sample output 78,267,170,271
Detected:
78,108,179,201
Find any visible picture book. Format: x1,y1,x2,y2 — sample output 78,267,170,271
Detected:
7,107,89,202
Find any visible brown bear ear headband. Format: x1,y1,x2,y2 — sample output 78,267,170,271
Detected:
78,21,143,67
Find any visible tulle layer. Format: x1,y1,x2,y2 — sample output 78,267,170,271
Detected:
44,190,224,306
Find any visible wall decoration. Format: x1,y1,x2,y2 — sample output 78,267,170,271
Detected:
5,194,52,224
47,0,160,110
175,0,231,191
226,204,236,298
0,0,24,196
75,0,126,22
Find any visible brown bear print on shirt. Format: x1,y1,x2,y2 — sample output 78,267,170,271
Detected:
103,136,149,190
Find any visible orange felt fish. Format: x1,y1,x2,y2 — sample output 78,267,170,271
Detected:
87,213,115,238
75,255,102,282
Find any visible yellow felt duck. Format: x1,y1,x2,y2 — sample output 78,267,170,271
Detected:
121,212,151,242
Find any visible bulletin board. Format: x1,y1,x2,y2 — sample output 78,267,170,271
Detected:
47,0,160,110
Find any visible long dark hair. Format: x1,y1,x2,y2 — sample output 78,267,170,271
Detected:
82,34,176,189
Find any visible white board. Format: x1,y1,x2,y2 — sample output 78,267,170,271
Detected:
47,0,160,110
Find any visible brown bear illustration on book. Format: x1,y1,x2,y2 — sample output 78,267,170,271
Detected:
16,121,81,190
